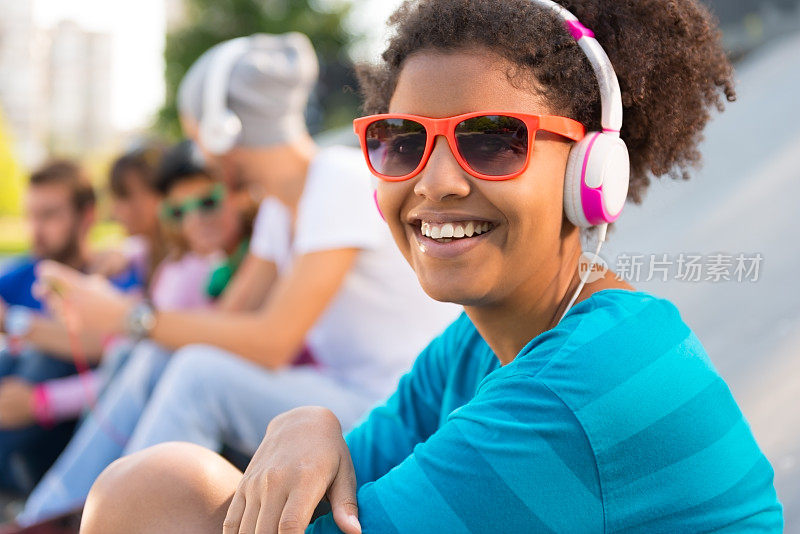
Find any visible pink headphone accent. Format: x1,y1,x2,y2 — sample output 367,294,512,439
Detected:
373,189,386,222
565,19,595,40
533,0,631,229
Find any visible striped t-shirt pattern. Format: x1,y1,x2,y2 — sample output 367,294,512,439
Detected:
308,289,783,533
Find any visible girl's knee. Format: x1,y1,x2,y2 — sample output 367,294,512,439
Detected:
160,345,239,402
169,344,231,380
82,443,240,534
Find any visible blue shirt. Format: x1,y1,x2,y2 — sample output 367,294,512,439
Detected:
308,289,782,533
0,256,142,313
0,258,45,311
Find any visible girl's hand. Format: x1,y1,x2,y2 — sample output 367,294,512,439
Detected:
34,260,133,335
223,406,362,534
0,378,35,429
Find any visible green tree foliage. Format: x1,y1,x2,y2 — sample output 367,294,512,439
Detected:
157,0,360,139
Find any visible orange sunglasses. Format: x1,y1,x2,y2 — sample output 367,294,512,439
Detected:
353,112,585,182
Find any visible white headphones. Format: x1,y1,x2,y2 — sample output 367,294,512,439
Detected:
526,0,632,323
199,36,252,155
531,0,630,230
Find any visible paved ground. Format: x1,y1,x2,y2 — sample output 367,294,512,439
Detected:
603,32,800,532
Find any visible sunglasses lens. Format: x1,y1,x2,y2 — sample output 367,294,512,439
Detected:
455,116,528,176
168,207,184,221
198,195,221,213
365,119,427,178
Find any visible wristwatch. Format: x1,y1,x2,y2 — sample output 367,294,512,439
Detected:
125,300,157,340
5,306,33,337
4,306,33,355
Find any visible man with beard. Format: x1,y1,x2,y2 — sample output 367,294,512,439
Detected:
0,161,136,494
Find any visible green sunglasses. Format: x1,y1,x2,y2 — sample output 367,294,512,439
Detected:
160,184,225,223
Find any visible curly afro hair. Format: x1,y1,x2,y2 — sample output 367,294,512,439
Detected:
356,0,736,205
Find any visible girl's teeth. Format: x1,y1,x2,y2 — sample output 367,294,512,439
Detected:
465,222,475,237
421,220,494,240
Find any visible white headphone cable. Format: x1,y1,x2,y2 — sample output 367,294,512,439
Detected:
557,223,609,325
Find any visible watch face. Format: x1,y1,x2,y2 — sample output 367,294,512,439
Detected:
6,307,33,337
141,308,157,330
128,302,156,338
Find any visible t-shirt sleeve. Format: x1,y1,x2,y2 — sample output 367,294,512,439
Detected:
0,260,40,310
294,149,385,255
250,198,291,263
343,313,470,491
308,374,604,534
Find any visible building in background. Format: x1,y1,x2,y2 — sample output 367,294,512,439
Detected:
0,1,114,169
0,0,46,167
47,20,113,156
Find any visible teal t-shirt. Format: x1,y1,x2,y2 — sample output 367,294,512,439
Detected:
308,289,783,533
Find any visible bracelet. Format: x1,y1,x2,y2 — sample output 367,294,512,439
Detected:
101,334,120,352
32,384,55,428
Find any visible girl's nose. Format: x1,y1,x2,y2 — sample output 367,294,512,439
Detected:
413,136,471,202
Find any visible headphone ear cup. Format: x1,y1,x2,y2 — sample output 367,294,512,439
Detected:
563,133,630,228
200,110,242,155
564,135,594,228
597,136,630,222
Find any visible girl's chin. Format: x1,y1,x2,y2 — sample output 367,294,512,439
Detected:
191,245,217,256
418,277,494,307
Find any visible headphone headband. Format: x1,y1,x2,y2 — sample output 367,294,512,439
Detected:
201,36,251,153
529,0,623,134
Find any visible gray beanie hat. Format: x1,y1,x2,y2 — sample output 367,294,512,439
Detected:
178,32,319,148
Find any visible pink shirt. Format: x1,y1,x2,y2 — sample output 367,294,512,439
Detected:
150,252,221,311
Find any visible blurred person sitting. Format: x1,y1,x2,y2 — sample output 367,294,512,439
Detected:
11,140,255,527
19,33,460,525
0,161,139,495
0,142,250,442
147,139,251,311
89,147,167,287
0,148,168,444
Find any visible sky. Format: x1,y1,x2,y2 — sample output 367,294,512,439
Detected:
31,0,404,131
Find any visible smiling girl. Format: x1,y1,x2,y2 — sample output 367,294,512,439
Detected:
79,0,782,532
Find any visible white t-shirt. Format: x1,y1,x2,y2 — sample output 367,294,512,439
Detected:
250,146,461,397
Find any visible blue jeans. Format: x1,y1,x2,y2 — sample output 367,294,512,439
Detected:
0,348,78,494
18,343,378,525
17,340,171,525
126,344,377,454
